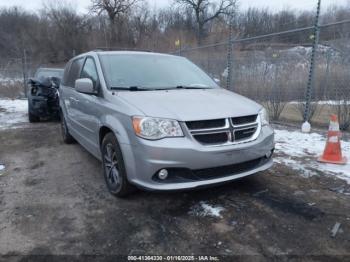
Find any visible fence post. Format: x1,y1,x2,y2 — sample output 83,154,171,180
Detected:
22,49,27,98
273,54,279,106
226,21,234,90
322,49,332,100
303,0,321,131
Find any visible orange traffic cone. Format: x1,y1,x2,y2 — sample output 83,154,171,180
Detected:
318,114,347,165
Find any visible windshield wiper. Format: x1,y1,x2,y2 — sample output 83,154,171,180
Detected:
110,85,212,91
175,85,212,89
110,86,154,91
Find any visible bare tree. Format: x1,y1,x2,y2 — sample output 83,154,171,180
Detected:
91,0,140,22
174,0,237,45
42,2,88,62
130,2,151,46
90,0,142,45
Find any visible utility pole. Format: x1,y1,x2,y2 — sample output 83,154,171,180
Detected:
302,0,321,132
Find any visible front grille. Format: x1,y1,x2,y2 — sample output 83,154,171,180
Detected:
235,127,257,141
152,156,270,183
186,114,260,146
231,115,258,125
186,119,225,130
193,157,263,179
193,132,229,145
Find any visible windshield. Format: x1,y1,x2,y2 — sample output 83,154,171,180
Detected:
99,53,219,90
35,69,63,79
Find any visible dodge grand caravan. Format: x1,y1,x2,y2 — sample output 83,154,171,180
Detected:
59,51,274,197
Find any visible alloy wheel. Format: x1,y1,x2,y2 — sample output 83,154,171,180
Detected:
104,143,120,187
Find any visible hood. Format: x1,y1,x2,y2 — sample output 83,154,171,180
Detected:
117,88,261,121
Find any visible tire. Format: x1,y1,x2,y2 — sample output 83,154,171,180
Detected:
28,104,40,123
28,111,40,122
60,111,75,144
101,133,136,197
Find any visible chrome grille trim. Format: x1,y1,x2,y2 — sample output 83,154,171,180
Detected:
231,115,258,126
186,115,261,146
186,118,227,130
231,122,259,129
187,119,230,134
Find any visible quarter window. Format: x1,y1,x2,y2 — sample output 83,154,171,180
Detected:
66,58,84,88
61,61,71,86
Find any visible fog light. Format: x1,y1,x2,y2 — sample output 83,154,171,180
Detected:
158,169,168,180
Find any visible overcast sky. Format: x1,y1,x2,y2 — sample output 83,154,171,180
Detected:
0,0,348,13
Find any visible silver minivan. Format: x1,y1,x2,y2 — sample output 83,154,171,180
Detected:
59,51,274,197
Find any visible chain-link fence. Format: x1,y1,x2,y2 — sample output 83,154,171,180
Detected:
0,58,25,98
0,52,66,98
177,20,350,130
1,14,349,130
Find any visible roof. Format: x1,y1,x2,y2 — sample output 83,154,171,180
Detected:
83,50,176,58
36,68,64,71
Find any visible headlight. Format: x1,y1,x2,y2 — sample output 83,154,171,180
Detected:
259,108,269,126
31,87,38,95
132,116,184,140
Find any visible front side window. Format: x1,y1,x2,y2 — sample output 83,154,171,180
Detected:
99,54,219,90
80,57,99,91
67,58,84,88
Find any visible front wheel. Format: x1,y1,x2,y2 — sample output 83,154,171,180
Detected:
60,111,75,144
28,104,39,122
101,133,135,197
28,111,40,122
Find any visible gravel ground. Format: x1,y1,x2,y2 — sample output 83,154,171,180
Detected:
0,123,349,261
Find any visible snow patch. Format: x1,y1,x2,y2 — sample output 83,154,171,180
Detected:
290,100,350,105
0,164,4,171
189,201,225,218
275,129,350,184
0,99,28,129
274,157,317,178
0,77,22,85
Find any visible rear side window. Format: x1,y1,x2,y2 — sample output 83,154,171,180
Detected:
80,57,100,91
66,58,84,87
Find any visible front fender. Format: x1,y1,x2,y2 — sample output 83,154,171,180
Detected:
99,113,135,146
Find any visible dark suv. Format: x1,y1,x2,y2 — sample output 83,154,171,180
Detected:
27,68,63,122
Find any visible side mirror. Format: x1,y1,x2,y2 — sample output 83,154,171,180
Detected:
75,78,95,94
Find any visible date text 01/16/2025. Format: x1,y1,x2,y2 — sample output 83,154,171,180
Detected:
127,255,220,261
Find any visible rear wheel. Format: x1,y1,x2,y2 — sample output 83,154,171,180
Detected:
101,133,135,197
60,111,75,144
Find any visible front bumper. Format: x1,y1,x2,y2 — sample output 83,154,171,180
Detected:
28,95,59,118
121,125,274,191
